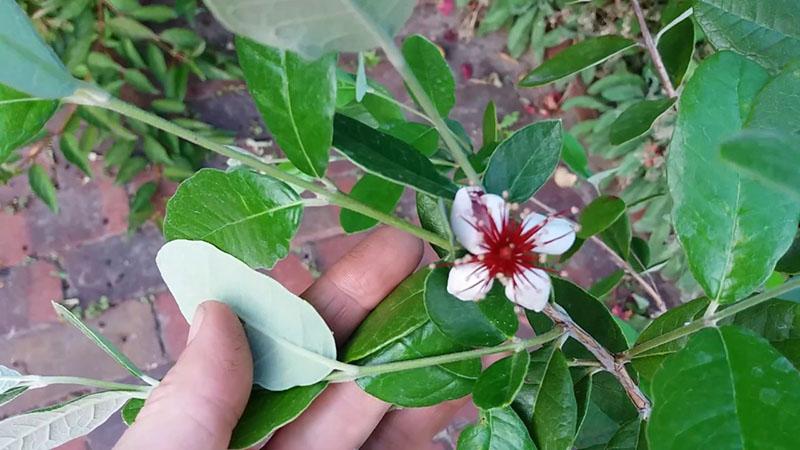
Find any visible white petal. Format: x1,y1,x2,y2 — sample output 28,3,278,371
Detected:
447,262,494,301
523,213,576,255
450,187,507,254
504,269,551,311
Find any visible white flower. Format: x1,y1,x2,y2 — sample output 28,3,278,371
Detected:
446,187,576,312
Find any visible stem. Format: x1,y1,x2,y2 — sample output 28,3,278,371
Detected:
530,198,667,314
4,375,153,395
323,327,565,382
631,0,677,98
543,303,652,418
625,277,800,358
67,87,451,249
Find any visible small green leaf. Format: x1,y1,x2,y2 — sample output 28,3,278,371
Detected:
777,236,800,274
116,156,148,184
355,52,368,102
512,344,577,450
402,34,456,117
120,398,144,426
589,269,625,298
574,371,639,448
130,5,178,23
159,28,205,55
457,407,536,450
340,174,404,233
609,98,676,145
657,16,694,86
577,196,626,239
142,135,173,165
425,267,518,348
416,192,455,258
151,99,187,114
0,1,79,98
473,351,530,410
107,16,157,40
87,52,123,72
606,419,647,450
482,101,498,146
0,85,58,163
236,38,335,177
164,168,303,269
28,164,58,213
649,326,800,450
520,36,636,87
381,122,440,156
484,120,563,203
0,386,28,409
561,133,591,179
333,114,459,198
124,69,160,95
720,130,800,200
600,212,631,260
157,240,338,390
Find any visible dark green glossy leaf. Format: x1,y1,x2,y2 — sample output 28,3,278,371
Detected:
628,237,651,272
336,70,405,126
578,196,626,239
355,321,481,407
520,36,636,87
589,270,625,298
340,174,405,233
667,51,800,303
483,101,498,146
609,99,675,145
237,38,336,177
120,398,144,426
344,269,430,362
605,419,647,450
425,267,518,347
230,383,327,449
382,122,440,157
28,164,58,213
600,209,631,260
163,168,303,269
777,236,800,274
748,62,800,133
0,85,58,163
733,299,800,367
562,133,592,179
416,192,455,258
457,407,536,450
657,17,694,86
527,278,628,359
721,130,800,199
649,326,800,450
694,0,800,71
204,0,415,60
512,344,577,450
402,34,456,117
473,351,531,410
0,1,78,98
484,120,562,203
574,371,639,449
333,114,459,198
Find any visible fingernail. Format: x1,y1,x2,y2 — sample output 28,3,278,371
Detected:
187,303,207,344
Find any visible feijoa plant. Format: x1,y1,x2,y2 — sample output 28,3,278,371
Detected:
1,0,800,449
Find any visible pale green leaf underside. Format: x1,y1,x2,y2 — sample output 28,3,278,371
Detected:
0,391,133,450
0,0,78,98
156,240,337,391
203,0,415,59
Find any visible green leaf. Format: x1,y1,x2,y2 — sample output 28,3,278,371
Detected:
163,168,303,269
340,174,404,233
120,398,144,426
520,36,636,87
124,69,160,95
28,164,58,213
142,135,172,165
115,156,148,184
229,383,327,449
512,344,577,450
575,371,639,449
151,99,187,114
589,270,625,298
657,17,694,86
159,28,205,55
473,351,531,410
52,302,147,381
507,9,535,59
0,85,58,163
668,51,800,303
402,34,456,117
527,278,628,359
354,321,481,407
382,122,440,156
204,0,415,60
609,99,676,145
130,5,178,22
484,120,562,203
733,299,800,368
720,130,800,200
748,62,800,132
483,100,498,146
649,326,800,450
156,239,337,390
344,269,430,362
777,236,800,274
605,419,647,450
0,1,78,98
694,0,800,71
630,297,709,388
237,38,336,177
578,196,626,239
457,407,536,450
562,133,592,179
0,391,134,449
0,386,28,409
416,192,455,258
0,365,23,394
107,16,157,41
600,210,631,259
333,114,459,198
425,267,519,347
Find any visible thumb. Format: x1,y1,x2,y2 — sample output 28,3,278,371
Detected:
115,301,253,450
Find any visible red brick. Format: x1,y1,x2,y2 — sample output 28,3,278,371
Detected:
25,260,64,325
0,212,30,268
294,205,343,244
55,437,88,450
267,254,314,295
95,166,130,238
311,232,368,273
152,290,189,362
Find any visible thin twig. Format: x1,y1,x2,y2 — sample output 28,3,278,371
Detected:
543,303,652,418
530,198,667,314
631,0,677,98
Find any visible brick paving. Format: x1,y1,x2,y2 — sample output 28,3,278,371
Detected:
0,3,653,449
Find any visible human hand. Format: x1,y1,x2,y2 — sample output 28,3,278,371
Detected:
116,228,463,450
